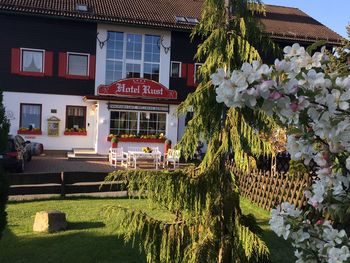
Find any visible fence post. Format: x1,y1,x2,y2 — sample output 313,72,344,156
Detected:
60,171,65,197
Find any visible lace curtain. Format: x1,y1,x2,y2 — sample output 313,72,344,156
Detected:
22,50,43,72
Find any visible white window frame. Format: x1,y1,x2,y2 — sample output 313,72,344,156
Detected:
67,52,90,76
170,61,182,78
109,110,166,135
20,48,45,73
105,32,161,84
194,63,203,83
106,31,125,83
125,33,143,78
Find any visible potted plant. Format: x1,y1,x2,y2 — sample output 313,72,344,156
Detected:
111,136,118,148
164,139,172,156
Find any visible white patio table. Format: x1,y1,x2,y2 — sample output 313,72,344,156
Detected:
127,150,162,169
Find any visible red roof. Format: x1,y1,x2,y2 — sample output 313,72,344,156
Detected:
0,0,342,44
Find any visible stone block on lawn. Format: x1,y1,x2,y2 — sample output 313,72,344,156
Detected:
33,210,67,233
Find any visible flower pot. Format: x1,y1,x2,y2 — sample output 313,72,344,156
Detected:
111,142,118,148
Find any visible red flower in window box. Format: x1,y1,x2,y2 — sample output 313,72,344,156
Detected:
118,138,165,143
64,128,87,136
107,134,115,142
107,134,166,143
17,128,42,135
64,131,87,136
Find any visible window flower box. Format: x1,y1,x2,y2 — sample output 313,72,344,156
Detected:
64,131,87,136
118,138,165,143
17,129,42,135
107,134,166,143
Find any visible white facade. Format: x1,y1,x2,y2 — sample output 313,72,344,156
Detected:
4,91,95,150
93,24,178,154
4,24,179,154
95,24,171,90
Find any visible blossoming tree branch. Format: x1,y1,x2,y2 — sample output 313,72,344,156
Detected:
211,43,350,262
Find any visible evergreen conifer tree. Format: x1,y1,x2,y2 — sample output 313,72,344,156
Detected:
326,24,350,76
107,1,279,262
0,90,10,152
0,89,10,238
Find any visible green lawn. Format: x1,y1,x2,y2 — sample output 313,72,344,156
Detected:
0,197,294,263
240,197,295,263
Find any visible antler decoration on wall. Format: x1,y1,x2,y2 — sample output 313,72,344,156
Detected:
96,32,110,49
159,36,171,54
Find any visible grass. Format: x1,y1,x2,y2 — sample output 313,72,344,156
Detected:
240,197,295,263
0,197,294,263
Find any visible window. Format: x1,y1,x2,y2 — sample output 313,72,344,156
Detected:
175,16,199,24
58,52,95,79
22,49,44,73
110,111,138,135
106,31,124,84
139,112,166,135
67,53,89,76
66,106,86,130
109,111,166,135
170,61,181,78
175,16,187,23
106,32,161,84
20,104,42,130
11,48,53,76
76,3,88,12
144,35,160,81
185,17,199,24
194,63,203,84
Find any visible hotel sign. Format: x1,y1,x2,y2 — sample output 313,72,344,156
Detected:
97,78,177,99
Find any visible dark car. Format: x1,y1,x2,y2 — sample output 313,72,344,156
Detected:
0,135,32,173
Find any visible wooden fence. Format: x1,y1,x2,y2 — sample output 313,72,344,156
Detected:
5,169,312,209
5,172,124,197
234,167,312,210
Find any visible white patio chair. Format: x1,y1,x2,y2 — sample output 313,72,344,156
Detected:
165,149,180,169
151,147,162,169
109,147,128,168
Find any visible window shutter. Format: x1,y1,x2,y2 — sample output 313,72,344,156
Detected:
181,63,187,78
11,48,21,74
58,52,67,77
187,64,195,86
44,51,53,76
89,55,96,79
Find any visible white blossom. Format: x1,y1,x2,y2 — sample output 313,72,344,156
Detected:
283,43,306,58
211,68,227,85
328,246,350,263
211,43,350,263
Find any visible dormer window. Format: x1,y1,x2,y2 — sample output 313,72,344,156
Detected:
186,17,199,24
76,4,88,12
175,16,187,23
175,16,199,24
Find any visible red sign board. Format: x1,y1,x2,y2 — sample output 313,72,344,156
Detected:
97,78,177,99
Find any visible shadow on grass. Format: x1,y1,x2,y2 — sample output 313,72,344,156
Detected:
7,195,147,204
0,229,145,263
254,218,295,263
68,221,105,230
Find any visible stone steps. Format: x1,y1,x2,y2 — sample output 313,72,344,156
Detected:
67,148,108,160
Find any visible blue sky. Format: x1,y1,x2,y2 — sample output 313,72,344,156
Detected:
264,0,349,38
